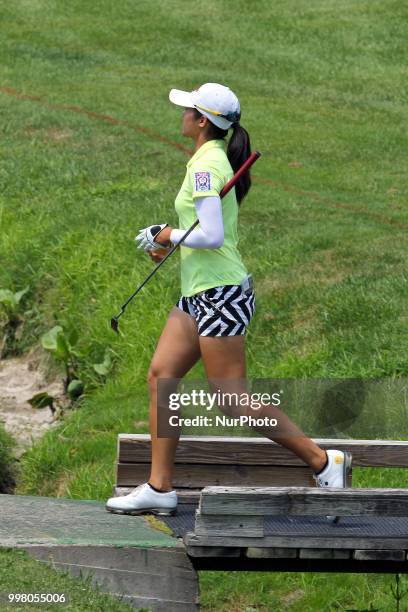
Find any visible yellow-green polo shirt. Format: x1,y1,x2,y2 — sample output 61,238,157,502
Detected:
174,139,248,297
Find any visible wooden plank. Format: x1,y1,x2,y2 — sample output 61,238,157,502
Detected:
194,511,263,538
246,547,297,558
199,487,408,516
188,554,408,574
299,549,351,559
184,532,408,550
189,555,408,573
114,486,201,504
118,434,408,467
353,549,406,561
187,546,241,558
21,545,199,610
117,463,314,488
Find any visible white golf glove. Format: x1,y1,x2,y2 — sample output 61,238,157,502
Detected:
135,223,170,252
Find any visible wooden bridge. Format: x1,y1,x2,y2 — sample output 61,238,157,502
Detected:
2,434,408,610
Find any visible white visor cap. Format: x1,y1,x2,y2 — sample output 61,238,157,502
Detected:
169,83,241,130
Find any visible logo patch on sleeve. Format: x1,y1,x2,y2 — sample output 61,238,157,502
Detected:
194,171,211,192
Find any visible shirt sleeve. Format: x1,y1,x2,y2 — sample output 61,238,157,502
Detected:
169,195,224,249
189,162,225,198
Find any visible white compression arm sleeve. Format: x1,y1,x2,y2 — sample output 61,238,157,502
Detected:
169,195,224,249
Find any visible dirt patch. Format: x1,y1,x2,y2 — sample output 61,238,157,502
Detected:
257,251,351,297
280,588,305,607
46,127,73,142
292,307,317,331
0,348,66,458
23,126,73,142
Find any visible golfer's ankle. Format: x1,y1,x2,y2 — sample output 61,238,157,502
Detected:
148,478,173,492
311,450,328,473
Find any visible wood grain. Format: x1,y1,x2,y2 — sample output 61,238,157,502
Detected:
199,486,408,516
116,463,314,488
194,511,264,538
118,434,408,467
184,532,408,550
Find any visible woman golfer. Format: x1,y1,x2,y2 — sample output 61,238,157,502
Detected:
106,83,351,518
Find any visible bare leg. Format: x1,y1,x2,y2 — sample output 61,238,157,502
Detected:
147,307,201,491
199,335,327,473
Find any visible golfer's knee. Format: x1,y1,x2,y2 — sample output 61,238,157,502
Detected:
215,390,247,418
147,365,157,389
147,364,163,393
218,403,239,418
147,364,178,397
216,394,267,419
147,360,166,381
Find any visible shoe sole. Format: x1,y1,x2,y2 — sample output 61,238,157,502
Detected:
105,506,177,516
327,451,352,524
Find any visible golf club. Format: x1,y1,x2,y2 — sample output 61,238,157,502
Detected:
111,150,261,332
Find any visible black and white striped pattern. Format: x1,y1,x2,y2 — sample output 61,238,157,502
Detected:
176,284,256,337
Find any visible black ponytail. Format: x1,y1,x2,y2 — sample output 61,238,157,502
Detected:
192,109,252,205
227,123,252,205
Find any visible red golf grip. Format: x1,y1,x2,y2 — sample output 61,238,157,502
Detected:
219,150,261,199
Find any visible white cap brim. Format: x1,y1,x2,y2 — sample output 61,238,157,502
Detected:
169,88,194,108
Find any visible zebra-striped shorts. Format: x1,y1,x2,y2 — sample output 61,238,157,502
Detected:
176,283,256,337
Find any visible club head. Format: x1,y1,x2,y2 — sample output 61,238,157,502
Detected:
111,317,119,333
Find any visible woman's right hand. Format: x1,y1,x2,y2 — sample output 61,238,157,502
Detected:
148,247,170,263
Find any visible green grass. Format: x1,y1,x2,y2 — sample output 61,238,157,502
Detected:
1,0,408,610
0,423,16,493
0,549,136,611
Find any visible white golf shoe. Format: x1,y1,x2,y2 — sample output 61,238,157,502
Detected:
106,483,177,516
313,450,352,523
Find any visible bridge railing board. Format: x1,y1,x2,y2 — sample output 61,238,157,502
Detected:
114,435,408,501
118,434,408,467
